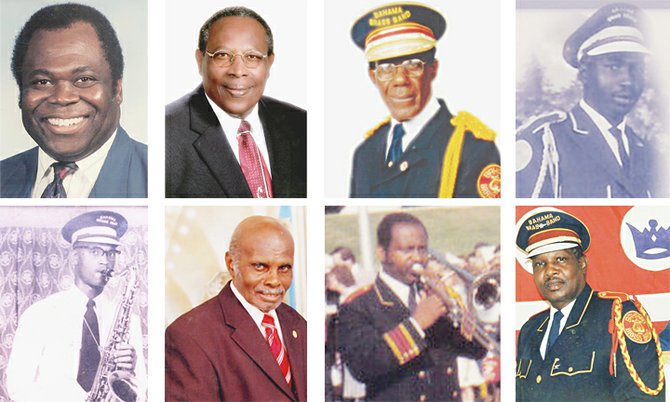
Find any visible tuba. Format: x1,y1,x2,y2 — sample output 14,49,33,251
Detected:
412,250,500,354
86,267,139,402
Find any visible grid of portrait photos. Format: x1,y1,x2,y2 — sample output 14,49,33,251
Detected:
0,0,668,401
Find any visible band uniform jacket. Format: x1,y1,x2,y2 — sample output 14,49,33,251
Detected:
337,277,487,401
349,99,500,198
516,104,656,198
165,86,307,198
0,127,147,198
516,284,665,401
165,281,307,402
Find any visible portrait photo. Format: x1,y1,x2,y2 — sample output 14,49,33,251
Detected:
516,1,670,198
165,1,307,198
324,1,501,198
325,206,500,401
165,206,307,401
515,205,669,400
0,206,148,401
0,0,148,198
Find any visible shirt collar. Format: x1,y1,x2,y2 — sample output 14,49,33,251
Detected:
579,99,627,134
379,269,412,309
388,96,440,153
230,281,280,332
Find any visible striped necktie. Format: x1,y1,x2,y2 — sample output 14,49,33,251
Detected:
261,314,292,386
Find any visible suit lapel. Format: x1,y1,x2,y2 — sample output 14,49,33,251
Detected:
278,306,305,401
220,284,295,400
90,127,130,197
259,97,291,196
189,87,251,197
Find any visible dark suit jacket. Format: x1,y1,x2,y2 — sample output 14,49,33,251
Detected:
337,277,486,401
165,282,307,402
165,86,307,198
350,99,500,198
516,284,664,401
516,104,656,198
0,126,147,198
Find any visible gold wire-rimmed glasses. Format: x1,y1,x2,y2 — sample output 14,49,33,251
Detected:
205,50,269,68
374,59,426,81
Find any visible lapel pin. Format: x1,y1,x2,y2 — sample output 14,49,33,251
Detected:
292,330,298,338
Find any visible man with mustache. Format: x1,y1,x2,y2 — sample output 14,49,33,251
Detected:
0,3,147,198
515,208,665,401
165,216,307,401
337,212,487,401
165,6,306,198
6,210,147,401
349,3,500,198
516,3,659,198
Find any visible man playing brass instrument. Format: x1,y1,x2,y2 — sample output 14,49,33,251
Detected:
6,210,146,402
337,212,487,401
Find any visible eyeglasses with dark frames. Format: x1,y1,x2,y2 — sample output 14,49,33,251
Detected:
75,245,121,259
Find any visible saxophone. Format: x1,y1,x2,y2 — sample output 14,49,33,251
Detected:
86,266,140,402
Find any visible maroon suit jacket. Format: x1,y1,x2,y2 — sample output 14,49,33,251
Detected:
165,282,307,401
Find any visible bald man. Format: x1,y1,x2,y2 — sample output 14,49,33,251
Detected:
165,216,307,401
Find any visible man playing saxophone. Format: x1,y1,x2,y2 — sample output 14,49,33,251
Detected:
337,212,487,401
6,210,146,402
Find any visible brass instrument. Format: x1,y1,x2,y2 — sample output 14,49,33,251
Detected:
86,267,139,402
412,251,500,354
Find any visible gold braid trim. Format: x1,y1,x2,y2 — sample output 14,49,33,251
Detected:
365,117,392,139
612,298,665,396
439,112,496,198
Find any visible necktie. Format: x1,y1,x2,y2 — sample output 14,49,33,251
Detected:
408,284,417,313
545,310,564,356
386,123,405,165
77,299,101,391
41,161,78,198
609,127,629,170
261,314,292,386
237,120,273,198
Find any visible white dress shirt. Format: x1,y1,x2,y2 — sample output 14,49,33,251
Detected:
230,282,285,345
204,94,272,177
580,99,629,166
385,96,441,157
379,270,425,338
539,298,576,359
31,130,117,198
6,285,147,402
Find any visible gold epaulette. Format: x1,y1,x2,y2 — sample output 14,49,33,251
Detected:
365,117,391,139
451,111,496,142
341,284,373,305
597,290,631,303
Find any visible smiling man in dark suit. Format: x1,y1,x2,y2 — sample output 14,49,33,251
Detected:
0,3,147,198
165,216,307,401
166,6,306,198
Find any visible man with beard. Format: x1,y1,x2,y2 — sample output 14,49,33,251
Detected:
515,208,665,401
165,216,307,401
0,4,147,198
516,3,659,198
165,6,306,198
337,212,487,401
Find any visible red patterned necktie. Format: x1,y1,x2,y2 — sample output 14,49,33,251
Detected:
237,120,273,198
41,161,78,198
261,314,292,386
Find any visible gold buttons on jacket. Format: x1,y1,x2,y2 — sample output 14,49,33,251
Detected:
536,375,542,384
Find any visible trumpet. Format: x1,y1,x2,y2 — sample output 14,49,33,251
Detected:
412,253,500,355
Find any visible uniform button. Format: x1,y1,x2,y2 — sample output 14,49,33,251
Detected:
446,366,453,375
536,375,542,384
388,161,394,168
400,161,409,172
417,370,426,379
568,367,573,373
452,390,459,398
418,394,427,402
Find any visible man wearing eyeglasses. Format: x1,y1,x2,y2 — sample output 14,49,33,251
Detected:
6,210,147,402
349,3,500,198
166,6,307,198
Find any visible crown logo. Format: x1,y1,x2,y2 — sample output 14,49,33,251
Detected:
626,219,670,260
